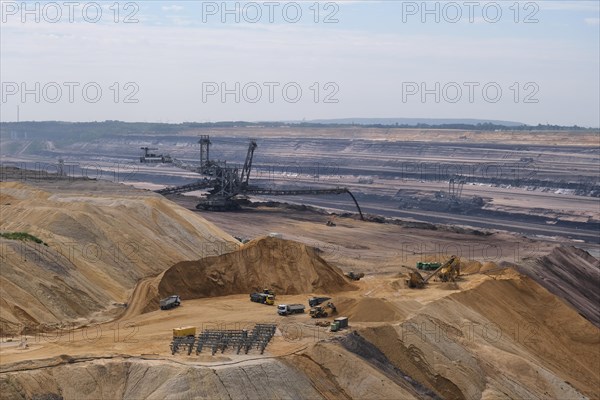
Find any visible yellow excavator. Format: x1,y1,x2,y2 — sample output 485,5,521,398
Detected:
406,255,460,289
310,302,337,318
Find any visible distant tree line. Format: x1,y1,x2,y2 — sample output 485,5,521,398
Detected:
0,120,595,141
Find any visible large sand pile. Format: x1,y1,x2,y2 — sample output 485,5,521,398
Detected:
125,235,359,315
334,297,403,322
459,260,482,274
0,181,237,334
156,236,357,301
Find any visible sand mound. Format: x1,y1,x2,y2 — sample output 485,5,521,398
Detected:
480,261,498,272
389,279,405,291
154,236,357,303
438,282,459,290
0,181,236,334
460,260,502,275
334,297,403,322
518,246,600,327
460,260,482,274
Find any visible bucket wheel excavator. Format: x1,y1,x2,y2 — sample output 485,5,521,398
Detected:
155,136,364,219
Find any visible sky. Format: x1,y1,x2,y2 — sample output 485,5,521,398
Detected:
1,0,599,127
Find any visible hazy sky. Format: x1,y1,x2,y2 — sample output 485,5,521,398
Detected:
1,0,599,126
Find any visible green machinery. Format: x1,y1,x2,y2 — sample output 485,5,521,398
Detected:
416,261,441,271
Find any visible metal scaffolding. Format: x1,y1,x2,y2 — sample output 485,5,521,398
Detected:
170,324,277,356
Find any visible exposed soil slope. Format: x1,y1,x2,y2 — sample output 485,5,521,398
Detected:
0,181,237,334
357,271,600,400
518,246,600,327
0,357,324,400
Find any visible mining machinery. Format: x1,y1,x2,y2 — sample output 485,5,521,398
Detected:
308,297,331,307
345,271,365,281
437,255,461,281
155,136,364,219
250,292,275,305
160,295,181,310
406,255,460,288
448,176,466,201
140,147,173,163
310,302,337,318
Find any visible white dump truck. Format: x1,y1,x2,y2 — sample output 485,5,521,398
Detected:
277,304,305,316
160,295,181,310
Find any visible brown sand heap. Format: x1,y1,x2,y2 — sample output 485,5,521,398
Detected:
334,297,403,322
459,260,482,274
156,236,357,302
459,260,505,275
438,282,459,290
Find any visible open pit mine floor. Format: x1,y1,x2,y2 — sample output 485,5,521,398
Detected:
2,266,598,400
0,178,598,400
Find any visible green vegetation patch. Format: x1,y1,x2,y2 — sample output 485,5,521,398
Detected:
0,232,47,246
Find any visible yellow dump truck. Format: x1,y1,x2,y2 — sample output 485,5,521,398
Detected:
173,326,196,338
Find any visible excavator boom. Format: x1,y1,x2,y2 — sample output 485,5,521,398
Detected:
240,140,257,187
424,255,459,283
